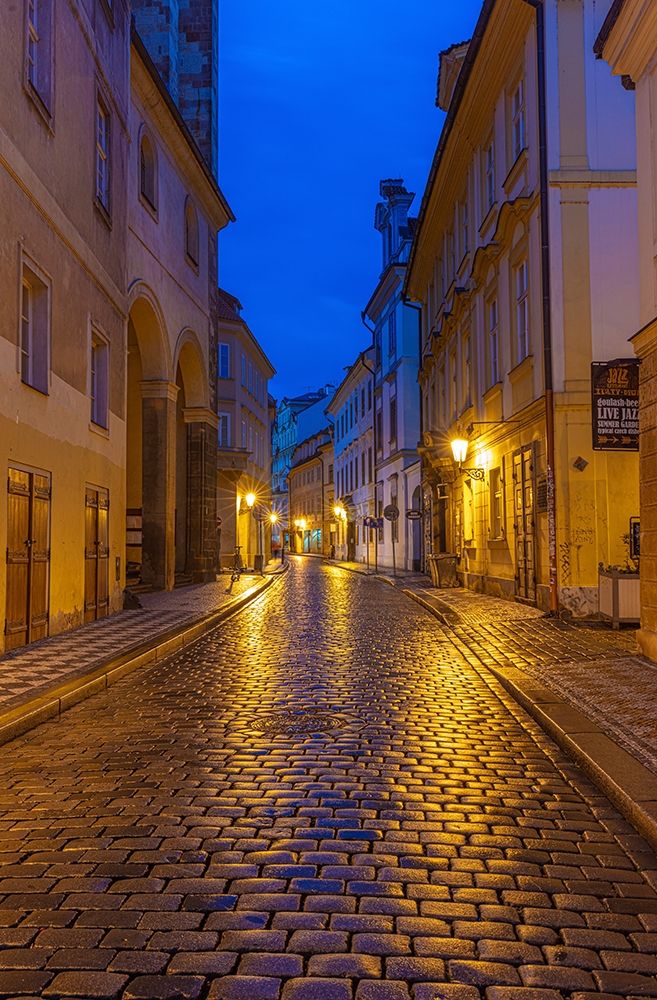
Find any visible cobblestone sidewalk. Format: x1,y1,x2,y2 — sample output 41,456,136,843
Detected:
403,584,657,775
0,568,278,716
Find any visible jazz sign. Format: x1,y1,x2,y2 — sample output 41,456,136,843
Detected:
591,359,639,451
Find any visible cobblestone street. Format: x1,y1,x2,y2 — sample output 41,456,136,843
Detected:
1,559,657,1000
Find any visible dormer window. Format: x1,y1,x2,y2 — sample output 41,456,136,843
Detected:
139,132,158,212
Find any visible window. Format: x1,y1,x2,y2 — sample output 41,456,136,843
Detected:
361,452,366,485
376,403,383,457
388,311,397,356
354,457,359,490
184,197,199,265
241,419,247,449
20,261,49,394
449,350,457,419
368,447,373,483
241,353,247,387
328,464,334,484
361,387,365,414
490,467,504,539
26,0,53,110
484,140,495,213
368,381,373,411
515,261,529,362
460,199,469,258
218,412,231,448
95,96,111,212
90,331,109,427
248,361,254,394
511,79,526,161
487,298,499,387
462,334,471,407
139,133,157,211
389,383,398,449
218,342,231,379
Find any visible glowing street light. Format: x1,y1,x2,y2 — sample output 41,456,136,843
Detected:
451,437,485,481
269,512,278,525
245,492,256,509
450,438,469,465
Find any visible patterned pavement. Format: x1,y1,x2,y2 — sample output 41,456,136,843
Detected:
0,560,657,998
0,574,263,714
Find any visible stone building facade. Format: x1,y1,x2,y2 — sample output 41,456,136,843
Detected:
405,0,640,614
215,290,276,570
132,0,219,176
126,32,232,591
288,429,334,556
327,351,377,565
364,180,423,573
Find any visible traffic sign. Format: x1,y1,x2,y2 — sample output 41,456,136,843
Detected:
383,504,400,522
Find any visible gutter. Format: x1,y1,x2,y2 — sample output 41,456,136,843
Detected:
522,0,559,615
593,0,627,58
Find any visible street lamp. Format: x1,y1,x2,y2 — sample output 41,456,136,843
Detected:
450,438,485,481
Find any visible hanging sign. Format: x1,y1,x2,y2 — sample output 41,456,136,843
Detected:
591,359,639,451
406,509,423,520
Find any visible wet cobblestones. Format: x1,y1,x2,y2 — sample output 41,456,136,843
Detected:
0,560,656,998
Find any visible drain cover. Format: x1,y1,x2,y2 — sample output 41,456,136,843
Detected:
233,710,348,737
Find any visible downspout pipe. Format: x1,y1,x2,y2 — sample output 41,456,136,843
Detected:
522,0,559,616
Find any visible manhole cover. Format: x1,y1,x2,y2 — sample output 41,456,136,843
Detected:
232,710,348,737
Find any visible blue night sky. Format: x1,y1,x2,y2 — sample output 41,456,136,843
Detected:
218,1,482,400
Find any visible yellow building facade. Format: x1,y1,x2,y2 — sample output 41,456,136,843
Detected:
0,3,231,652
406,0,641,614
597,0,657,654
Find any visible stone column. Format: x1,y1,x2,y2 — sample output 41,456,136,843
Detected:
140,380,178,591
184,407,219,582
632,323,657,660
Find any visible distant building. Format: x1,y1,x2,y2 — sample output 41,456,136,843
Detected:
327,351,376,564
288,429,334,556
271,386,334,533
215,291,276,570
365,180,423,572
405,0,639,613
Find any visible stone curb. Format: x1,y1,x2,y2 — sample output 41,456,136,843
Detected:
320,558,396,587
402,587,657,855
0,565,289,749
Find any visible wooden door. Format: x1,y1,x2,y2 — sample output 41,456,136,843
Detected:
5,467,50,650
513,445,537,602
84,486,109,623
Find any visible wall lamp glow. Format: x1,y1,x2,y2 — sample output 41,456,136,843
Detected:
450,438,485,482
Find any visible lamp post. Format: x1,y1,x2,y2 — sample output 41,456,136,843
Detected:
450,438,485,481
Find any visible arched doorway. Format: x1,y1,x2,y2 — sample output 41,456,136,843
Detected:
126,290,173,591
173,331,217,583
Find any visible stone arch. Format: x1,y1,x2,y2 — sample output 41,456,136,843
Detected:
125,284,175,592
127,281,172,382
173,327,209,409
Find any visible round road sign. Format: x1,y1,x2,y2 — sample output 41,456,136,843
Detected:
383,504,400,522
